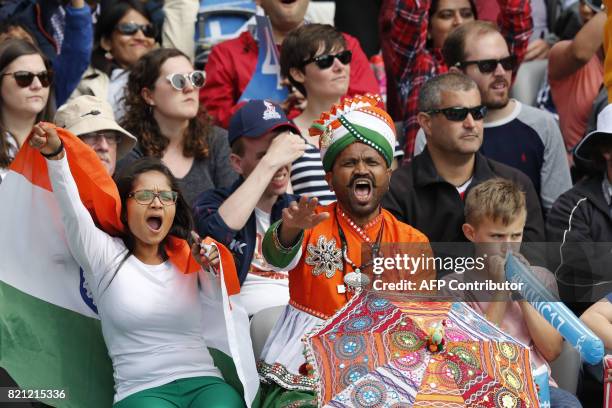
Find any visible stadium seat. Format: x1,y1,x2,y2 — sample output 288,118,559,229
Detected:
550,340,581,394
249,305,285,360
195,0,257,68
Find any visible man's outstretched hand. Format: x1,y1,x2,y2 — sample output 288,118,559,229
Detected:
279,196,329,247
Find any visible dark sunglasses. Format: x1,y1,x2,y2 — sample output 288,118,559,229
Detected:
1,70,53,88
455,55,517,74
115,22,156,38
165,71,206,90
303,50,352,69
426,105,487,121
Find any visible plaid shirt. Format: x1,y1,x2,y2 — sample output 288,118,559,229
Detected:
380,0,533,159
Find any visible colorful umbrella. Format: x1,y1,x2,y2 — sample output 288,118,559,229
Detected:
305,291,540,407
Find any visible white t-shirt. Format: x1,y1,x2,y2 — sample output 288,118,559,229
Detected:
239,208,289,315
47,157,220,403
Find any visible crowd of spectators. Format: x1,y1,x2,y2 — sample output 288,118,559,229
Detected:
1,0,611,407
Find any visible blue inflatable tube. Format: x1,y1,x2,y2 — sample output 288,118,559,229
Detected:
505,253,604,365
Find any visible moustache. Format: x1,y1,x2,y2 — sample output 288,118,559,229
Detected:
490,78,509,88
346,175,377,188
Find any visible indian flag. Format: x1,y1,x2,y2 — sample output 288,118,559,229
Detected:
0,127,260,407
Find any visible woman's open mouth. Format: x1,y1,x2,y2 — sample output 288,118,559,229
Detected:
146,216,163,232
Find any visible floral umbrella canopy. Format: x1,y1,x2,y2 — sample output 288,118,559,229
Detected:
305,291,540,408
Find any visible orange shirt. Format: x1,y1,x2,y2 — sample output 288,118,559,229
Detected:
549,43,604,151
288,202,430,319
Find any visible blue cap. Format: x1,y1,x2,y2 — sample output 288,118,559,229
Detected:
228,100,300,145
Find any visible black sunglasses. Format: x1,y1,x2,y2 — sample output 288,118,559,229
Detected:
303,50,352,69
1,70,53,88
115,22,156,38
455,55,517,74
426,105,487,121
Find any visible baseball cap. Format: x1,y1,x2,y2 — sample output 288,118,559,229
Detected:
54,95,137,159
228,100,300,145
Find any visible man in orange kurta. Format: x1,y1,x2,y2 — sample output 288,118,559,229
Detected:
258,95,431,402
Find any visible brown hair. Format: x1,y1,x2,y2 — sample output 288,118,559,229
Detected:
442,20,500,68
0,39,55,168
120,48,212,159
280,24,346,97
418,72,477,112
464,178,526,226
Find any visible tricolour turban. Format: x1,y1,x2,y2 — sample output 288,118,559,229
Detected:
310,94,396,172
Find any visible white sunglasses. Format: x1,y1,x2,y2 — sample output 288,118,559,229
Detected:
165,71,206,90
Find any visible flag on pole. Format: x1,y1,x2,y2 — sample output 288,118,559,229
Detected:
0,126,259,407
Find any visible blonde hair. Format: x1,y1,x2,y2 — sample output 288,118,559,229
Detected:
464,178,526,226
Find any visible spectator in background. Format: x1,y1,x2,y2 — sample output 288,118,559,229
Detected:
69,0,156,120
54,95,136,176
0,39,54,183
200,0,378,129
440,21,572,213
383,73,545,244
379,0,531,157
0,0,93,106
281,24,405,205
193,100,306,316
280,24,347,205
549,5,605,162
117,48,237,207
546,104,612,317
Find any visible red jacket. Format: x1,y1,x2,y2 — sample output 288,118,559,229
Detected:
200,30,379,129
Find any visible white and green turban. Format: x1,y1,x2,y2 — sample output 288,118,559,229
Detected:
310,95,396,172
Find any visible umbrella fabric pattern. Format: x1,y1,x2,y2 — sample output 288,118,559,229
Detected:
306,292,540,407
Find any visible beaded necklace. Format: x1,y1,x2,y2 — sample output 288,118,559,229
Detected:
336,208,384,290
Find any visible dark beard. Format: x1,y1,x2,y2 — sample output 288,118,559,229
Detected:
484,93,510,110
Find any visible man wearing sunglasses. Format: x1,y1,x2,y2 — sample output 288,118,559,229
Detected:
200,0,378,129
439,20,572,214
383,73,546,245
54,95,136,176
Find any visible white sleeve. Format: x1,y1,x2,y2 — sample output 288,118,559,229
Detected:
162,0,198,61
47,154,127,292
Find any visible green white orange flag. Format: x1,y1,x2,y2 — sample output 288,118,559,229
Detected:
0,127,259,407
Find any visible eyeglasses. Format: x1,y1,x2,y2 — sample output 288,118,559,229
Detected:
302,50,352,69
128,190,178,206
455,55,517,74
115,22,157,38
165,71,206,90
1,70,53,87
80,131,122,146
426,105,488,121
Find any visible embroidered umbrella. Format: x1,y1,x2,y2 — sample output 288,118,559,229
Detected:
305,291,540,408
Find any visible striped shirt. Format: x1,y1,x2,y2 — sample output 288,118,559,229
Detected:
290,141,404,206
